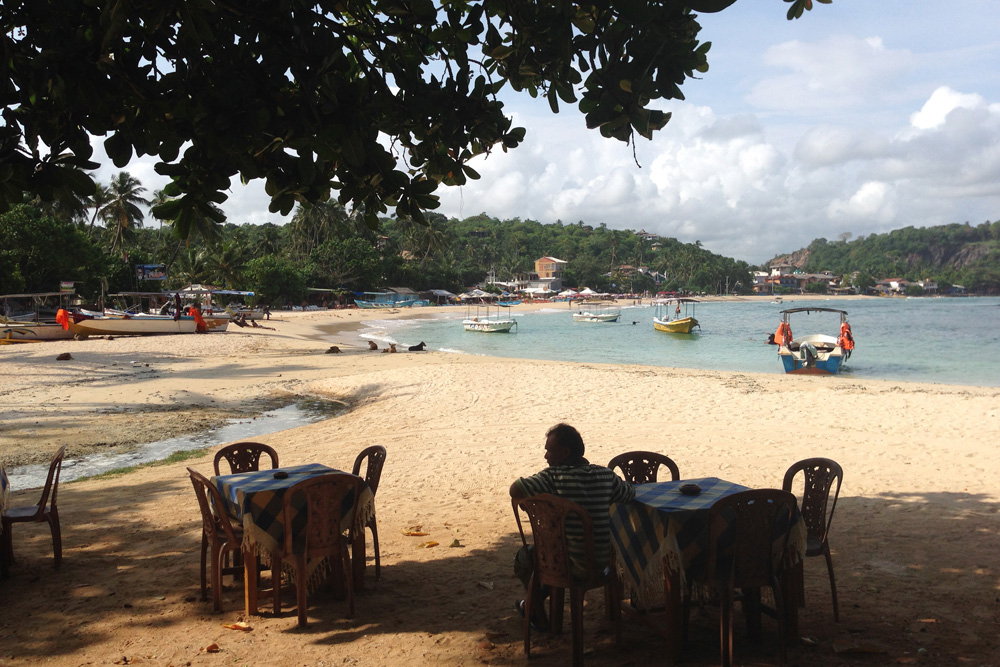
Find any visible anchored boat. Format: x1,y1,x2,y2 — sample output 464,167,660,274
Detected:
572,300,621,323
775,307,855,375
462,303,517,333
653,298,700,334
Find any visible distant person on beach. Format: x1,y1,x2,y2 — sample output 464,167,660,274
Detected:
509,423,634,630
263,304,271,320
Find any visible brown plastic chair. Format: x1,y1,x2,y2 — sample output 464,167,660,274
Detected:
691,489,797,667
607,451,680,484
351,445,386,580
213,442,279,475
188,467,249,612
1,463,10,578
2,445,66,572
279,473,363,626
513,494,622,667
782,457,843,621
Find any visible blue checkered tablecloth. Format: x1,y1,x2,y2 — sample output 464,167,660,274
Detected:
611,477,748,606
611,477,805,609
211,463,374,557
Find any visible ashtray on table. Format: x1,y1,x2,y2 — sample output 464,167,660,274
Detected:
679,483,701,496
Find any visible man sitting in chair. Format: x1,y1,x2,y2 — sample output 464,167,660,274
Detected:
510,423,635,630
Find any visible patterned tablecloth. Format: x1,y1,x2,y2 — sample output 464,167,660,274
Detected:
211,463,374,557
610,477,804,607
0,464,9,529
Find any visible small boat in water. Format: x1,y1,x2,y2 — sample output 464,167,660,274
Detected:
463,303,517,333
775,307,854,375
572,300,620,323
653,298,700,334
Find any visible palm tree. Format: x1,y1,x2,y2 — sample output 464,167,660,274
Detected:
206,239,247,288
148,189,171,260
101,172,149,253
85,182,112,235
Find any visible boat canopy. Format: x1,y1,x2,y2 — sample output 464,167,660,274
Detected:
779,307,847,315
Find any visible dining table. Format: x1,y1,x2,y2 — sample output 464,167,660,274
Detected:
609,477,805,663
211,463,375,616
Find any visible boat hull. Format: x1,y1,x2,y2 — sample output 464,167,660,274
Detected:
356,298,420,308
653,317,699,334
463,319,516,333
573,312,620,323
778,334,844,374
1,323,75,342
69,316,229,337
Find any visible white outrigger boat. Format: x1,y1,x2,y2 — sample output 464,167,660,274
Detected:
572,300,620,323
67,310,229,338
462,303,517,333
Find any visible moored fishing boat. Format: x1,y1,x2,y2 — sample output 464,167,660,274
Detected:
653,298,700,334
774,307,854,375
572,300,620,323
463,303,517,333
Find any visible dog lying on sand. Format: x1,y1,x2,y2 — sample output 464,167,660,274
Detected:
368,340,378,351
408,341,426,351
381,343,397,354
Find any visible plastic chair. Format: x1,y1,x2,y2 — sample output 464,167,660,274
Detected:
279,473,363,626
351,445,386,580
2,445,66,572
1,463,9,578
782,457,843,621
187,467,250,612
213,442,279,475
513,494,622,667
607,451,680,484
692,489,797,667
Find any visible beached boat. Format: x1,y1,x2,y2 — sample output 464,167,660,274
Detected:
572,300,620,323
463,303,517,333
653,298,700,334
0,322,75,343
0,292,77,343
68,312,229,338
775,307,854,375
354,292,423,309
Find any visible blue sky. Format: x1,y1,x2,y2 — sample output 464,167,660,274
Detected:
102,1,1000,265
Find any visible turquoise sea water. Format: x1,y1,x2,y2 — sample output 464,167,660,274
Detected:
358,297,1000,387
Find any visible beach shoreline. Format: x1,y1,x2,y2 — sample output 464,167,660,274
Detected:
1,304,998,666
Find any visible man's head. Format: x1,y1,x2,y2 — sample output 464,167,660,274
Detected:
544,423,585,466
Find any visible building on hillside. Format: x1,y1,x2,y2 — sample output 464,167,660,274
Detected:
637,229,659,242
534,256,568,280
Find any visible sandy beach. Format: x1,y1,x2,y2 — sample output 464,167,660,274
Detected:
1,301,998,666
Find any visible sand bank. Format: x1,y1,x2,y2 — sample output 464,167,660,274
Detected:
0,308,997,666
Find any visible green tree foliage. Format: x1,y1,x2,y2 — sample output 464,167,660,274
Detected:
2,0,825,235
244,255,307,304
781,221,1000,293
0,204,104,294
307,238,381,290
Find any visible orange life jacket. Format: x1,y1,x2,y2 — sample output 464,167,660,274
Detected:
55,309,70,330
774,321,793,347
838,322,855,351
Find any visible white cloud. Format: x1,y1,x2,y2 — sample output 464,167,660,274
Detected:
910,86,986,129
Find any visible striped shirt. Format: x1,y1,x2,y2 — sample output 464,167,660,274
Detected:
517,463,635,577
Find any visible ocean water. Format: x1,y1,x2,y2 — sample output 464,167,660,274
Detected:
358,297,1000,387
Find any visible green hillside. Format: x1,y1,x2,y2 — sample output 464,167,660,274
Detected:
769,221,1000,293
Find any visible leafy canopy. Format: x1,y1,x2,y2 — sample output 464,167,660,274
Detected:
1,0,826,235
